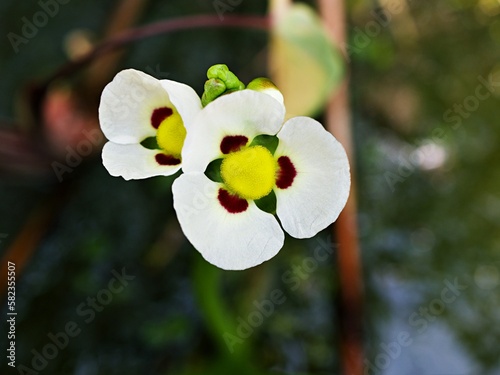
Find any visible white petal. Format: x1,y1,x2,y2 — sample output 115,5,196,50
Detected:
102,142,181,180
99,69,172,144
160,80,202,130
182,90,286,173
275,117,350,238
172,173,284,270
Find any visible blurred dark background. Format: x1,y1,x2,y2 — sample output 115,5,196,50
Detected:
1,0,500,374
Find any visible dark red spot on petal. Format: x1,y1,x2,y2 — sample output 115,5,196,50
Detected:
220,135,248,154
276,156,297,189
155,153,181,166
151,107,173,129
218,189,248,214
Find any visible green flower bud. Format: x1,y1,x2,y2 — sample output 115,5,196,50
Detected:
202,64,245,106
247,77,284,105
207,64,245,91
201,78,227,107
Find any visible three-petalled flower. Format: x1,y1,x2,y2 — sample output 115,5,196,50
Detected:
173,90,350,270
99,69,202,180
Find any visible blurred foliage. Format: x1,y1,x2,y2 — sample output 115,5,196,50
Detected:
270,2,344,117
351,0,500,373
1,0,500,374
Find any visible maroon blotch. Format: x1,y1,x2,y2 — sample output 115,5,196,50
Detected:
218,189,248,214
220,135,248,154
276,156,296,189
151,107,173,129
155,153,181,166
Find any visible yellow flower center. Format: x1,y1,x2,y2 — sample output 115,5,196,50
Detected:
156,112,186,157
221,145,277,200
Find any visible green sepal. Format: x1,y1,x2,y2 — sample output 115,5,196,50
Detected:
140,137,160,150
255,190,277,214
249,134,279,155
205,158,224,183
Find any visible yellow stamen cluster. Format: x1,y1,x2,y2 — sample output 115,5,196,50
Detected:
156,112,186,157
221,145,277,200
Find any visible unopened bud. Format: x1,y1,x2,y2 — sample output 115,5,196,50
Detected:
202,64,245,106
247,78,284,105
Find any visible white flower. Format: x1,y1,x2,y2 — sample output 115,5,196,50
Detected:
172,90,350,270
99,69,202,180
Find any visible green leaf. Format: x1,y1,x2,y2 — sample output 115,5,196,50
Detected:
270,3,345,117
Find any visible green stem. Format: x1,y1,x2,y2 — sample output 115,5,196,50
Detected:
192,256,251,361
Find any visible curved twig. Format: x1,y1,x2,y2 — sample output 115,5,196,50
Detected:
41,14,270,90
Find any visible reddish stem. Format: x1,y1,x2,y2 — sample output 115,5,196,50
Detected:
26,14,269,125
42,14,270,89
317,1,365,375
